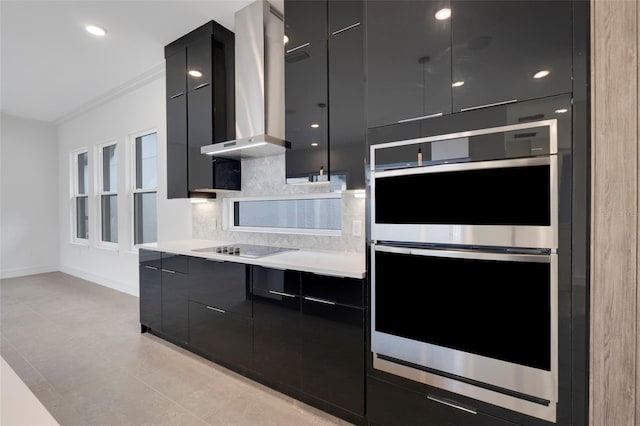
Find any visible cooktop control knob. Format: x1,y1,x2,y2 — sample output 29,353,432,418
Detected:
233,247,240,255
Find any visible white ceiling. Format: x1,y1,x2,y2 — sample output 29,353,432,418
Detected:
0,0,257,123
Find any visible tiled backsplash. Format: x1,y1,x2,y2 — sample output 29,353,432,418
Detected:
192,154,366,253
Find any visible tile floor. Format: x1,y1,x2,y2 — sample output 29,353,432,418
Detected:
0,272,353,426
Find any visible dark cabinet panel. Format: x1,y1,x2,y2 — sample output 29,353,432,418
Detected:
166,50,187,99
161,269,189,343
366,0,452,128
166,83,188,199
187,83,214,191
186,37,212,91
284,0,328,46
189,300,253,369
301,298,365,416
367,376,518,426
451,0,572,111
188,257,251,317
302,272,364,307
328,0,365,190
252,267,302,389
139,249,162,331
161,253,189,274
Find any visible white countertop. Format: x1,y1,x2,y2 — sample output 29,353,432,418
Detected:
139,239,366,279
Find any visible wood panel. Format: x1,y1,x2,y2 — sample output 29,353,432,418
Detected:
590,0,639,425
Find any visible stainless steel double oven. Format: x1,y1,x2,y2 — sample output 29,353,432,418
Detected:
370,119,560,422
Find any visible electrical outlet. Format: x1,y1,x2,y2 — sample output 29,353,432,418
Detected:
352,220,362,237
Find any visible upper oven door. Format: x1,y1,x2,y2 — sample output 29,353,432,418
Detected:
370,120,558,249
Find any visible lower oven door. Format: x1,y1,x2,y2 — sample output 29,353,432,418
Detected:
371,244,558,422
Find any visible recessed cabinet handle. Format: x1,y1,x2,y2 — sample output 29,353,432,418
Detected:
286,42,310,54
161,269,175,274
193,83,209,90
304,296,336,305
397,112,443,123
144,265,158,270
427,395,477,415
206,306,225,314
331,22,361,36
170,92,184,99
269,290,297,298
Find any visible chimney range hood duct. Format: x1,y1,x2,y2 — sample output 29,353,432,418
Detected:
201,0,289,159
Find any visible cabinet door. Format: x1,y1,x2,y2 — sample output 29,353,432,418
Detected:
188,301,253,369
328,0,365,190
186,36,212,91
367,376,519,426
188,257,251,317
301,299,365,415
139,249,162,331
166,50,188,199
187,79,214,192
252,267,302,390
161,269,189,343
451,0,572,112
366,0,452,128
285,0,329,182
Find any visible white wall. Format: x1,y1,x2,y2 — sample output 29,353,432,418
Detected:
0,114,59,278
57,76,192,296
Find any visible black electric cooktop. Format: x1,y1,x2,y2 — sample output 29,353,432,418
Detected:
193,243,297,259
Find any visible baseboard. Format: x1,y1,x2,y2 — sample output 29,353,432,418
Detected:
0,265,59,279
59,265,138,297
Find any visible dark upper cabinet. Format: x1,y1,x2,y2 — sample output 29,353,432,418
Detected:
328,0,366,190
164,21,239,198
451,0,573,112
139,249,162,331
285,0,329,182
366,0,452,128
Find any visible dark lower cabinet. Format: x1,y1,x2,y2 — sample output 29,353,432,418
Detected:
367,376,518,426
301,298,365,416
161,268,189,343
188,300,253,369
139,249,162,331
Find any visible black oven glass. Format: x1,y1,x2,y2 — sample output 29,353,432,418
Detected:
375,250,551,371
375,164,550,226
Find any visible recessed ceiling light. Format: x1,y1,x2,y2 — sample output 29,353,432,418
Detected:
533,69,550,79
452,81,465,88
310,123,319,128
311,142,319,147
435,8,451,20
555,108,568,114
85,25,107,37
284,35,289,44
188,70,203,77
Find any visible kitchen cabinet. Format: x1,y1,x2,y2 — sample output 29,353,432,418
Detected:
367,376,519,426
251,267,302,390
164,21,239,199
451,0,572,112
300,272,365,416
328,0,366,190
139,249,162,332
284,0,329,183
285,0,367,190
160,253,189,343
366,0,452,129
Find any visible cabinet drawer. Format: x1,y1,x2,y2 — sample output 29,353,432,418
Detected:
188,301,252,369
140,248,161,269
189,257,251,317
161,252,189,273
301,272,364,307
252,266,301,298
367,376,518,426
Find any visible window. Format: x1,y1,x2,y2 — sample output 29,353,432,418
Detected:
133,132,157,245
224,193,342,236
72,150,89,241
99,142,118,244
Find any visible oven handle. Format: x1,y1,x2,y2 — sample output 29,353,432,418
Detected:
373,155,551,179
373,244,552,263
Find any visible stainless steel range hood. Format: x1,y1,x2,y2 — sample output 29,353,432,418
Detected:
201,0,289,159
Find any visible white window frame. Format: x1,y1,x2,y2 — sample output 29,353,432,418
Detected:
70,148,90,245
223,192,343,236
96,140,119,249
130,128,159,250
